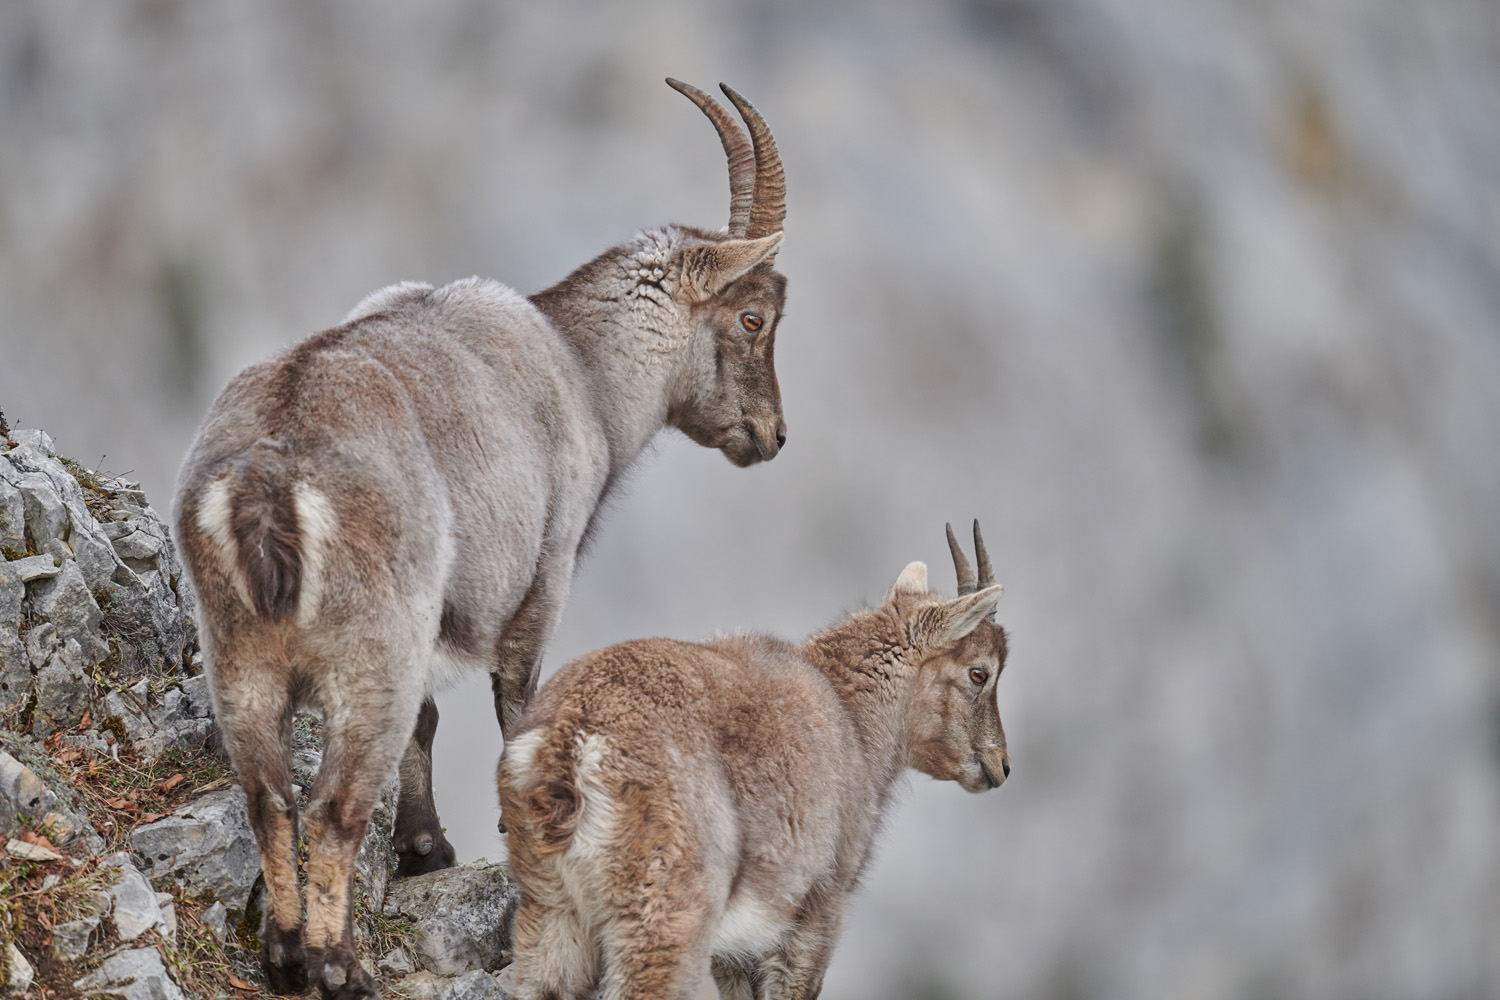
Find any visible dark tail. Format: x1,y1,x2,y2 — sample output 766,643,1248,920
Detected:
230,439,302,620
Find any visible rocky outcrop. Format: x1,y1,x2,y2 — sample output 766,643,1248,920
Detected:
384,863,520,975
0,429,520,999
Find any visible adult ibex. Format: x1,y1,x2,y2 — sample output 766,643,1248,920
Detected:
498,522,1011,1000
173,80,791,999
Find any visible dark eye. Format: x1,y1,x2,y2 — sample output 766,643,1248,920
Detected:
968,667,988,686
740,313,763,332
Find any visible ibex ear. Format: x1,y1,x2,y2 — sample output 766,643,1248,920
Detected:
917,585,1003,648
884,561,929,603
676,232,783,301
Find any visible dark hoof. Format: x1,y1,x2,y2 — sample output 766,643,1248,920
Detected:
394,829,457,877
261,924,308,994
312,952,378,1000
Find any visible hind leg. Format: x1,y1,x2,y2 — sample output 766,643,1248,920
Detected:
393,698,457,876
303,675,423,999
509,895,598,1000
212,654,305,991
597,905,712,1000
711,956,759,1000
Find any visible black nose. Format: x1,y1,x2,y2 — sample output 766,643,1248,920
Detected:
1002,760,1011,779
775,427,787,449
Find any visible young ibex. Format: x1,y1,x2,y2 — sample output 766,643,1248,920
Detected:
498,522,1011,1000
173,80,791,999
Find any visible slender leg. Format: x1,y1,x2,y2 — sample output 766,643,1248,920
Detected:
303,685,423,999
508,895,598,1000
393,698,457,875
213,655,305,992
758,905,844,1000
712,955,761,1000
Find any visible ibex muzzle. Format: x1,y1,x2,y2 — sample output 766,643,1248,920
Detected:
174,80,793,1000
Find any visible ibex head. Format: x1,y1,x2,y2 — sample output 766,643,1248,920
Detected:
661,79,790,466
889,521,1011,792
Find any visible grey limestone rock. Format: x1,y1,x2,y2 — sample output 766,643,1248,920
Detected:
51,914,101,961
383,862,520,975
8,553,61,584
437,970,512,1000
32,561,102,651
130,788,260,916
0,475,25,552
73,948,186,1000
31,635,91,736
389,969,513,1000
6,465,65,556
7,430,55,457
103,676,216,759
0,750,42,837
201,900,229,943
5,941,34,995
101,852,169,941
0,634,26,714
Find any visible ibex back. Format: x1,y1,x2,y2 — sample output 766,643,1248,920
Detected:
173,80,792,1000
498,522,1012,1000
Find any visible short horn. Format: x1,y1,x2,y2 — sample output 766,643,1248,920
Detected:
946,522,977,596
719,83,786,240
973,520,995,589
667,78,755,236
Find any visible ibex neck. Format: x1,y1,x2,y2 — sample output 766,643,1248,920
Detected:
802,612,917,787
530,236,692,474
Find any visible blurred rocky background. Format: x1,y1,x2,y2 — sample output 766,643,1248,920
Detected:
1,2,1497,998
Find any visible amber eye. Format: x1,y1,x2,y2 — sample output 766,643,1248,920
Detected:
740,313,763,332
968,667,988,686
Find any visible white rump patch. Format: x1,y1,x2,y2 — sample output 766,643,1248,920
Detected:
502,730,546,792
569,732,615,861
292,482,339,627
195,478,251,609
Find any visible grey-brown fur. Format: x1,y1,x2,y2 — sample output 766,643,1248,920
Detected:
173,81,791,1000
497,525,1011,999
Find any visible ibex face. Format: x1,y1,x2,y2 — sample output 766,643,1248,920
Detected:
905,521,1012,792
664,80,790,465
670,255,788,465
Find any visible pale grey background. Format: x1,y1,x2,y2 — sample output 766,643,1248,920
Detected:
2,2,1498,998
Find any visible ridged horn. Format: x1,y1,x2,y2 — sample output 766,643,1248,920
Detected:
719,83,786,239
947,522,977,596
973,520,995,589
666,78,756,236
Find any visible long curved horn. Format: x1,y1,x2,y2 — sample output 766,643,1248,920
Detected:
719,84,786,239
666,78,755,236
946,522,977,596
973,520,995,589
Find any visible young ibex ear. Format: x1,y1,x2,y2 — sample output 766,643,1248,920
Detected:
915,585,1004,649
885,561,929,602
676,233,783,301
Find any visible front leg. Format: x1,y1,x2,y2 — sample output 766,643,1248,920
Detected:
393,698,458,876
758,904,845,1000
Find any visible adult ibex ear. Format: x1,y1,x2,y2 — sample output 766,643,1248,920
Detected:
918,585,1003,648
676,232,783,301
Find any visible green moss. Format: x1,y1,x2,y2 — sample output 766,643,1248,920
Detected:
98,714,129,744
